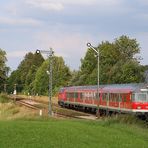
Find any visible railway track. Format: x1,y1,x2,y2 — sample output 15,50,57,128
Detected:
16,100,40,110
9,95,96,120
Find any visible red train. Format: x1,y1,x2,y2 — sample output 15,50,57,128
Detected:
58,83,148,117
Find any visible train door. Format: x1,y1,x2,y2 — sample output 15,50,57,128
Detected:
120,93,131,109
114,93,119,108
120,93,126,109
101,93,108,106
79,92,83,103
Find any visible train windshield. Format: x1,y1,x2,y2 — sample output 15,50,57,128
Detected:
133,93,148,102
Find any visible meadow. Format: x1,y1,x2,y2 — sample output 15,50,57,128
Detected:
0,94,148,148
0,118,148,148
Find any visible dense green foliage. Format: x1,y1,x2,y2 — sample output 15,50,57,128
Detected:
7,53,71,95
71,35,147,85
33,56,71,95
0,49,9,92
0,119,147,148
2,35,148,94
7,52,44,94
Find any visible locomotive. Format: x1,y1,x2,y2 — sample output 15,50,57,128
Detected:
58,83,148,117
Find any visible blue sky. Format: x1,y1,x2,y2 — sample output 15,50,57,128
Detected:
0,0,148,71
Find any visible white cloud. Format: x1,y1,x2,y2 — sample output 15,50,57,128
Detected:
34,31,92,56
0,17,42,26
93,0,121,6
7,51,28,58
55,0,97,5
49,0,120,6
32,30,94,69
25,0,122,11
26,0,64,11
4,4,18,16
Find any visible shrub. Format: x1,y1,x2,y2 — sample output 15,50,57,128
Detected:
0,94,10,103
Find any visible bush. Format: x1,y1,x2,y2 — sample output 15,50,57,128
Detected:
0,94,10,103
102,114,148,128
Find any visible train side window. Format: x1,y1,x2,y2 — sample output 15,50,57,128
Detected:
121,94,126,102
112,94,114,102
102,93,107,101
82,92,85,99
114,94,116,102
95,93,97,99
123,94,127,102
114,94,118,102
70,92,74,98
69,93,71,98
80,93,83,100
109,94,111,102
74,92,78,98
93,92,96,99
95,93,99,100
131,93,135,102
66,93,71,99
117,94,120,102
102,93,104,101
89,92,92,99
118,94,122,102
137,93,147,102
95,93,101,100
109,93,113,102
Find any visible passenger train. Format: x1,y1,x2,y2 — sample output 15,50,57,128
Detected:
58,83,148,117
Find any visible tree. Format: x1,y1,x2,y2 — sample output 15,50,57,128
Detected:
7,70,22,93
73,35,145,85
102,35,144,83
23,53,45,93
33,56,71,95
0,49,9,92
8,52,44,93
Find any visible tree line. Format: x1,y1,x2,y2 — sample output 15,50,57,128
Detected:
0,35,148,95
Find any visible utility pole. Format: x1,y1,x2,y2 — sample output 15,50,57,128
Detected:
36,48,54,116
87,43,100,117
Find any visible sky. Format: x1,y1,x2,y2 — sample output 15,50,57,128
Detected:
0,0,148,71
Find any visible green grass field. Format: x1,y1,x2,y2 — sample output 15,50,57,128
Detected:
0,118,148,148
0,95,148,148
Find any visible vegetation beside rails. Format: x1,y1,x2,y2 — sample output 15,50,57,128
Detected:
0,94,37,120
0,93,10,103
0,94,148,148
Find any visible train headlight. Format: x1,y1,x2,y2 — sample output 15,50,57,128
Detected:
137,106,141,109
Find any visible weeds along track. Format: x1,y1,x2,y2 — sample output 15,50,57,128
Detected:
9,95,96,120
16,100,40,110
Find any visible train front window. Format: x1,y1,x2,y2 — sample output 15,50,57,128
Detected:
131,94,135,102
134,93,148,102
137,93,147,102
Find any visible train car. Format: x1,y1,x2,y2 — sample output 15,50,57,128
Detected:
58,83,148,117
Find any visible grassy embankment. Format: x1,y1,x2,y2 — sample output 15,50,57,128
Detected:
0,94,37,120
0,118,148,148
0,94,148,148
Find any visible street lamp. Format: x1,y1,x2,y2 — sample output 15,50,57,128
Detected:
87,43,100,117
36,48,54,116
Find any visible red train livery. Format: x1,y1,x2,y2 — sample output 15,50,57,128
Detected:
58,83,148,116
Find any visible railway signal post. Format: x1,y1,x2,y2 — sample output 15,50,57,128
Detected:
87,43,100,117
36,48,54,116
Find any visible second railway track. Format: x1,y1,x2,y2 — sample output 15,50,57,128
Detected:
11,95,96,120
